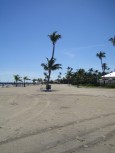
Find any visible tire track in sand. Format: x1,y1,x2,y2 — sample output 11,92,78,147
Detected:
0,112,115,146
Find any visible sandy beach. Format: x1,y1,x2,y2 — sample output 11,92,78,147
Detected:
0,84,115,153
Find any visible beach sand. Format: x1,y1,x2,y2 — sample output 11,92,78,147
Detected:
0,84,115,153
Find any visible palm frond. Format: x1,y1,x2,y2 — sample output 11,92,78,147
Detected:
41,63,48,70
109,36,115,46
14,74,21,81
51,64,62,71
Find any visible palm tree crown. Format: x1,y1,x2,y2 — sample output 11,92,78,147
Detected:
96,51,106,61
102,63,109,74
14,75,22,87
41,58,62,88
88,68,94,74
109,36,115,46
48,31,61,45
48,31,61,59
77,69,85,78
41,58,62,71
23,76,30,87
14,75,21,82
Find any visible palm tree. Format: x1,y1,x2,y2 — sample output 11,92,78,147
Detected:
88,68,94,74
94,70,99,82
32,79,37,85
95,70,99,74
102,63,109,85
109,36,115,46
41,58,62,89
76,69,85,86
96,51,106,72
66,67,73,84
43,72,48,83
57,72,62,83
37,78,43,84
48,31,61,59
23,76,30,87
14,75,22,87
102,63,109,75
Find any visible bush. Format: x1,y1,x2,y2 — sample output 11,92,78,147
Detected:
101,84,115,88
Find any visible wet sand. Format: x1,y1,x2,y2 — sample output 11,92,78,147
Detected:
0,84,115,153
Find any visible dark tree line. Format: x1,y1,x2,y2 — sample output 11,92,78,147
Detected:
59,68,103,86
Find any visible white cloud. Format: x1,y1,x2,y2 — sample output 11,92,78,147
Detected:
62,44,104,58
70,44,105,50
64,51,76,58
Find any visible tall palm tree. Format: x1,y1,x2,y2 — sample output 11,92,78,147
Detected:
14,75,22,87
41,58,62,89
96,51,106,72
109,36,115,46
23,76,30,87
76,69,85,86
48,31,61,59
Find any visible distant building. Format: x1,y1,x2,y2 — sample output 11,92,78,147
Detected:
101,72,115,84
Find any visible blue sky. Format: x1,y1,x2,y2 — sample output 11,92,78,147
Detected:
0,0,115,82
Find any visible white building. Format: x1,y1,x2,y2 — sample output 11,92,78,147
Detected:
101,72,115,84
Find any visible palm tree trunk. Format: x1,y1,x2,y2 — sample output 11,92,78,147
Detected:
47,43,55,90
101,59,103,72
51,43,55,59
16,81,17,87
46,69,51,89
24,80,25,87
103,70,106,85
